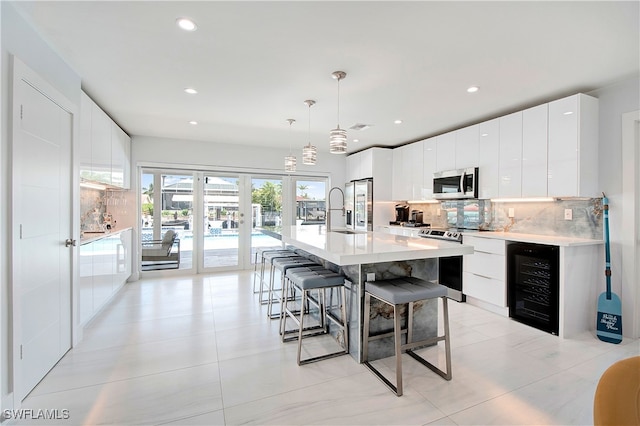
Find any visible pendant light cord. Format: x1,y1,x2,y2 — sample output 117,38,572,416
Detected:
308,103,312,143
336,78,340,127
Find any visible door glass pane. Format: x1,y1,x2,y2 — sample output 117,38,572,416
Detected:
250,177,283,263
203,175,240,268
141,172,192,271
295,179,326,226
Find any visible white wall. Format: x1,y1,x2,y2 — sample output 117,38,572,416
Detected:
1,2,82,412
590,75,640,338
132,135,346,185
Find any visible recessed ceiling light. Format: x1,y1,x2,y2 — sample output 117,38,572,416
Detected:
184,88,198,95
188,120,198,125
176,17,197,31
467,86,479,93
353,139,359,143
394,120,403,124
563,111,574,115
481,133,489,137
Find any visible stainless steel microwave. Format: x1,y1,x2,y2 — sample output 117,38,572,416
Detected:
433,167,478,199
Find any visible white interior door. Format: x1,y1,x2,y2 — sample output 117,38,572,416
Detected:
12,57,73,401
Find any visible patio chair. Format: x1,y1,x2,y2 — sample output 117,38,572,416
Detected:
141,230,180,269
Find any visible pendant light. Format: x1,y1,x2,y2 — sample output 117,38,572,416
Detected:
284,118,297,172
329,71,347,154
302,100,317,165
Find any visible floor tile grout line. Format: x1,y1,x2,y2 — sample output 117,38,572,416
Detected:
28,360,223,399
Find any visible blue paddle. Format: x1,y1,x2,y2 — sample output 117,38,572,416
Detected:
596,193,622,343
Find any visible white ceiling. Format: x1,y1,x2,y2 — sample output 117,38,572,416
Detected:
12,1,640,154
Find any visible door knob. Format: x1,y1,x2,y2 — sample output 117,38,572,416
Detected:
65,238,77,247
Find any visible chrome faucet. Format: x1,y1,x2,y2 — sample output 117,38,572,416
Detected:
326,186,345,232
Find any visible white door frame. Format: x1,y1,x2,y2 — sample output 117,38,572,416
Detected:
10,56,78,404
621,110,639,338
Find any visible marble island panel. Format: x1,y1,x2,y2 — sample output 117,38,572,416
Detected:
282,225,474,362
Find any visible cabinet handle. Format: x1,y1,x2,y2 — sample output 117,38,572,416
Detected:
65,238,77,247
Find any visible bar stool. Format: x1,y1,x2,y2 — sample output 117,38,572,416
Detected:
267,257,319,319
253,249,294,293
258,250,299,305
282,268,349,365
363,277,451,396
278,265,328,335
253,248,287,293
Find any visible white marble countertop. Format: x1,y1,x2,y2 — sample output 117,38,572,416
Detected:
80,227,132,245
462,231,603,247
281,225,473,265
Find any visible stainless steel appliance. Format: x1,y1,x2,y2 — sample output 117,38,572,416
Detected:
508,243,559,335
433,167,478,199
418,228,464,302
392,204,409,225
410,210,423,224
344,182,354,229
354,179,373,231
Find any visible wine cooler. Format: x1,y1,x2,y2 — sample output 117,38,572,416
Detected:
507,243,559,335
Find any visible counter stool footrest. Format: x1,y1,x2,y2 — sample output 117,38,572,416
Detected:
406,350,451,380
363,361,399,395
299,349,348,365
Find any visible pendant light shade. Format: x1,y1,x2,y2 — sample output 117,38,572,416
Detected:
329,71,347,154
284,154,296,172
302,100,317,165
284,118,297,172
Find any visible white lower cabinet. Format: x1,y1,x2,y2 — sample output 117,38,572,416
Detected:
79,229,132,325
463,235,507,313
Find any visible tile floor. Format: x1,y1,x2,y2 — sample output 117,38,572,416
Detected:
15,271,639,425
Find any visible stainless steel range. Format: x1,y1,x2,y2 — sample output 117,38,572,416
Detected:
418,228,464,302
418,228,462,242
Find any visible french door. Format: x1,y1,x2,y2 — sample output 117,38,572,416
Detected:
200,174,286,272
200,173,252,271
141,169,323,273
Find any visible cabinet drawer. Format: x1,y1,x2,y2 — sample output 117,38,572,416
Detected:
463,251,505,281
463,272,507,307
463,235,505,255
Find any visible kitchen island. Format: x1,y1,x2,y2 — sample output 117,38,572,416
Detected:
281,225,473,362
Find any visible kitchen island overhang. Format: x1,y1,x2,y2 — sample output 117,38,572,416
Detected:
281,226,473,265
280,225,474,362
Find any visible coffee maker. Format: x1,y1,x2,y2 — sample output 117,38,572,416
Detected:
391,204,409,225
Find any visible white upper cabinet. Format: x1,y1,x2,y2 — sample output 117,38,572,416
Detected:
392,142,424,200
347,148,375,182
436,132,456,171
346,152,358,182
390,93,598,201
422,137,437,199
392,144,411,200
478,118,500,199
547,94,599,197
522,104,548,197
111,123,131,189
406,141,424,199
80,91,131,188
90,100,112,185
359,149,373,179
498,111,523,197
79,93,92,182
455,124,479,169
